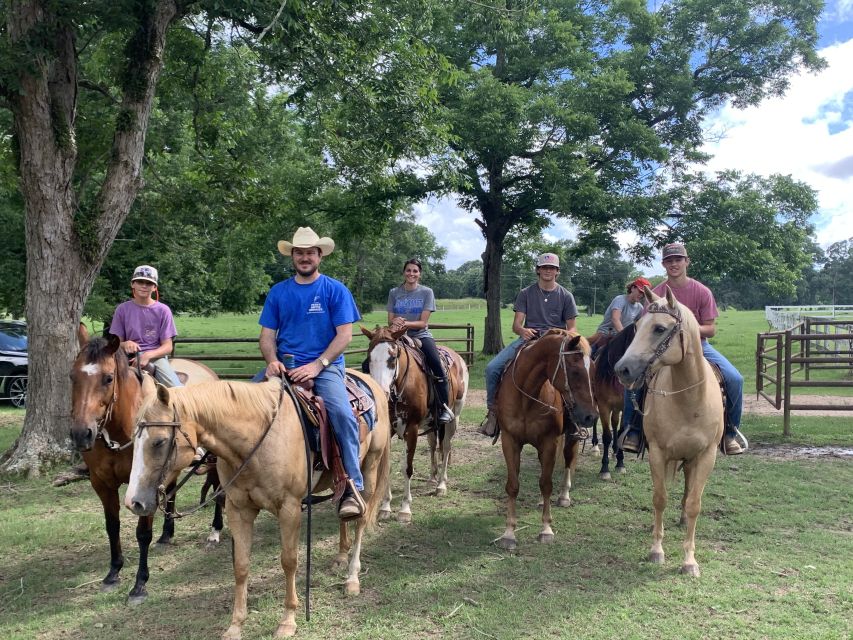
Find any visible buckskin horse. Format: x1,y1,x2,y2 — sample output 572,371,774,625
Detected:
125,372,391,639
69,325,222,604
495,330,598,550
615,286,724,577
361,325,469,523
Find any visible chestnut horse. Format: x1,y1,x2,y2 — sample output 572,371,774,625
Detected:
615,286,723,577
125,373,391,639
495,330,598,550
69,326,221,604
588,324,636,479
361,325,469,522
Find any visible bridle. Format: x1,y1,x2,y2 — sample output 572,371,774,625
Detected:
134,407,192,500
511,334,587,415
78,353,132,452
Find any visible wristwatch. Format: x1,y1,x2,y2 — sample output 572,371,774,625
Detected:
319,357,330,368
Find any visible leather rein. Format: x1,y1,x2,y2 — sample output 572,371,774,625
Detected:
510,334,585,416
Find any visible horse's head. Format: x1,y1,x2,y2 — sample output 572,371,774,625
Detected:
125,384,198,516
615,286,685,388
539,329,598,427
360,325,406,394
69,329,129,451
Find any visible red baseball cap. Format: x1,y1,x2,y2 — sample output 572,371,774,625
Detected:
631,277,651,290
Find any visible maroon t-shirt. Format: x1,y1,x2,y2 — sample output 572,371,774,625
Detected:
652,278,718,340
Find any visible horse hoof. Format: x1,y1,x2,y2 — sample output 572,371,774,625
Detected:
222,625,242,640
617,466,627,475
331,555,348,571
556,497,571,508
434,486,447,498
378,509,392,521
101,580,120,593
537,533,555,544
599,472,612,481
155,536,173,547
127,592,147,606
495,537,517,551
274,622,297,637
345,579,361,596
397,512,412,524
680,563,700,577
591,445,601,456
649,551,665,564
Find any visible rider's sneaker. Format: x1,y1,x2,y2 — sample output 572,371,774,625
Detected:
617,428,642,454
338,488,365,519
723,429,748,455
438,404,454,424
478,409,498,437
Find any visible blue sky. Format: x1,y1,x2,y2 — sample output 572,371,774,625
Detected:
415,1,853,274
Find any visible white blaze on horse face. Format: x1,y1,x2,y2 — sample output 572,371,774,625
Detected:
81,363,101,376
584,355,594,397
125,427,150,507
370,343,397,393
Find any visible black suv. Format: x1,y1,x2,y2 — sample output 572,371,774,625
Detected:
0,320,27,408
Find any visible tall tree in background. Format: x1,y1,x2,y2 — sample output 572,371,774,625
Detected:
415,0,823,352
0,0,444,474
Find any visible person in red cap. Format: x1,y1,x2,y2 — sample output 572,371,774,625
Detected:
589,276,651,355
478,252,578,438
619,243,747,455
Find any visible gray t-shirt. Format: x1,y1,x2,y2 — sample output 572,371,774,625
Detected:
514,283,578,331
597,294,643,336
387,284,436,339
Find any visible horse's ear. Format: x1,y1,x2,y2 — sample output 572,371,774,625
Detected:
156,384,171,406
390,326,407,340
642,285,656,304
664,285,677,308
105,333,121,355
77,323,89,349
360,325,373,340
568,334,582,350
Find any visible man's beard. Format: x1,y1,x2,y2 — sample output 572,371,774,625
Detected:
296,263,318,277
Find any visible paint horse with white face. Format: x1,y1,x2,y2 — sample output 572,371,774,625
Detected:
615,286,724,577
494,330,598,550
69,325,221,604
361,325,468,523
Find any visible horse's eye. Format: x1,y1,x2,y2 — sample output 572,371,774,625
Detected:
102,374,114,386
152,437,168,449
653,325,667,335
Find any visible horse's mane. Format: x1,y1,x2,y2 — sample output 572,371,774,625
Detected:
82,336,131,381
594,324,636,383
143,379,279,427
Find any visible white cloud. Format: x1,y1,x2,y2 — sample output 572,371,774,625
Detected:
414,36,853,271
699,37,853,251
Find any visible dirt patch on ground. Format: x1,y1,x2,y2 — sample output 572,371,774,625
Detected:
465,387,853,417
748,445,853,460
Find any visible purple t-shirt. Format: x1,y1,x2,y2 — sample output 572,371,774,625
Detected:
110,300,178,352
652,278,717,339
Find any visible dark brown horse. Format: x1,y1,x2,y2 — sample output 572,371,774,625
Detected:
361,325,469,522
495,330,598,550
588,324,636,479
69,325,221,604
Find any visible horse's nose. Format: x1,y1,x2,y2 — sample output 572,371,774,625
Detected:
125,493,152,516
69,425,95,451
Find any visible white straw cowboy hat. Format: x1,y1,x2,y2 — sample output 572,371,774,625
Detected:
277,227,335,257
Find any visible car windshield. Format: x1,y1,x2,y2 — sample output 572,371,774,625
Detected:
0,324,27,352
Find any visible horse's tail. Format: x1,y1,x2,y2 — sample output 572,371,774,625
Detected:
363,415,392,531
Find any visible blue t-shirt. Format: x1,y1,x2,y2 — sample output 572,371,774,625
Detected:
259,274,361,367
387,284,436,340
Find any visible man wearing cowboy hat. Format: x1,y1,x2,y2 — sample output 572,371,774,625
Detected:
619,243,747,455
258,227,365,518
479,252,579,439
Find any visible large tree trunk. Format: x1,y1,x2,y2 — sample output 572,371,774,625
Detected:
1,0,178,475
481,226,509,355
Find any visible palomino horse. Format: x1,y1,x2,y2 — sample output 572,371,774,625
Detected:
125,373,391,639
70,326,222,604
588,324,636,479
615,286,724,577
361,325,469,522
495,330,598,550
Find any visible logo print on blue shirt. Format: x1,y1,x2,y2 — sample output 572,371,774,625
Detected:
308,295,325,314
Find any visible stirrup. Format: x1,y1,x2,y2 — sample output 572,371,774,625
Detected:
617,428,643,454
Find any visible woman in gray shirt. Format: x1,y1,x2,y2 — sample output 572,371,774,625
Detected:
387,258,454,423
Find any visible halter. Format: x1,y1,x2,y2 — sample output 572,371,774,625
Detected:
84,354,132,452
637,301,685,385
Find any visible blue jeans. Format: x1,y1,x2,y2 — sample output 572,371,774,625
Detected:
253,363,363,491
621,341,744,433
485,337,525,408
151,356,183,388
